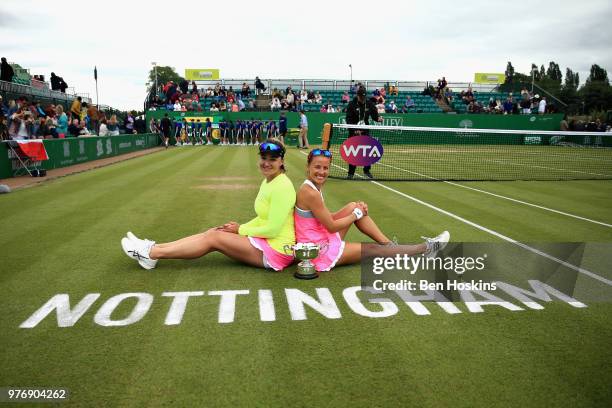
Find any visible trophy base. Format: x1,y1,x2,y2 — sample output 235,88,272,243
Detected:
294,271,319,280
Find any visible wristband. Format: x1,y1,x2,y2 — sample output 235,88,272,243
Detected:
352,207,364,220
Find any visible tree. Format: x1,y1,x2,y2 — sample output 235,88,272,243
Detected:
531,63,540,81
147,66,184,92
587,64,609,84
505,61,515,83
539,65,546,81
546,62,562,84
564,68,579,91
580,64,612,112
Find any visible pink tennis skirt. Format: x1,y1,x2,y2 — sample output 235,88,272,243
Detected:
248,237,294,271
310,232,345,272
294,212,346,272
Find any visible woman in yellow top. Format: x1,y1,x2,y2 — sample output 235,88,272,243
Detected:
120,139,296,271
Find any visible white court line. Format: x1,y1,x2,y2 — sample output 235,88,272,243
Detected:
379,163,612,228
489,159,611,178
296,150,612,286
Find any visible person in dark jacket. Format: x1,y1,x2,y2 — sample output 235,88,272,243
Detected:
345,85,382,179
0,57,14,82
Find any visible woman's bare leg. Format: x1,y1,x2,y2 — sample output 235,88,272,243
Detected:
335,241,427,267
149,229,265,267
333,202,390,243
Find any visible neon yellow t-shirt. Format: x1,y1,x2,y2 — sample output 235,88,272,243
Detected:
238,173,296,253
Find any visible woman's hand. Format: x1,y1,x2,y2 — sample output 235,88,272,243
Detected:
217,221,240,234
356,201,368,216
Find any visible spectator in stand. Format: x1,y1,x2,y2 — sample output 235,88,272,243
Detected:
179,79,188,94
1,57,15,82
538,97,547,114
320,104,327,113
241,82,250,98
255,76,266,95
300,89,308,104
38,117,58,139
379,87,386,99
124,113,135,134
55,105,68,136
237,98,245,111
191,81,198,94
341,91,350,104
173,101,182,111
34,102,46,117
462,87,474,104
387,100,398,113
79,120,91,136
51,74,68,93
286,90,295,107
107,115,120,136
210,104,219,112
219,101,227,111
314,92,322,104
50,72,60,91
402,96,415,113
519,94,531,114
308,90,316,103
444,88,453,103
493,99,502,113
9,109,34,139
0,96,6,117
560,115,569,131
502,96,514,114
87,104,99,133
99,119,109,136
271,97,281,111
376,98,386,114
70,96,82,122
488,97,497,112
68,119,80,137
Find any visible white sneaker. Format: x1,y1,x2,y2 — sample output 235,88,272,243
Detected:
422,231,450,258
207,141,213,145
121,237,157,270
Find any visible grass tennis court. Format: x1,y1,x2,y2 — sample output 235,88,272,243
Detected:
1,146,611,407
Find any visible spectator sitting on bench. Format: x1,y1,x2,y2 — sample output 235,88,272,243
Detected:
402,96,415,113
79,120,91,136
68,118,80,137
9,109,34,139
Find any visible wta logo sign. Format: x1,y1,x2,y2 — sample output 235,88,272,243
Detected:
340,135,384,166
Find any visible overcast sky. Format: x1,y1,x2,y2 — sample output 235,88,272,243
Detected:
2,0,610,110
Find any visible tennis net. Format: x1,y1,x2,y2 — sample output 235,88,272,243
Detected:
323,123,612,181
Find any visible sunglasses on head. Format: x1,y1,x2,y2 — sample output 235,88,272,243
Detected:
309,149,332,158
259,142,284,155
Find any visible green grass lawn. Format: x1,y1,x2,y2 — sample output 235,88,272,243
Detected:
1,147,611,407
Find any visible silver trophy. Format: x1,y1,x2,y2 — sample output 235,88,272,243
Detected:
285,242,328,280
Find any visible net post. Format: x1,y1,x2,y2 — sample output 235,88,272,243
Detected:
322,123,332,149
